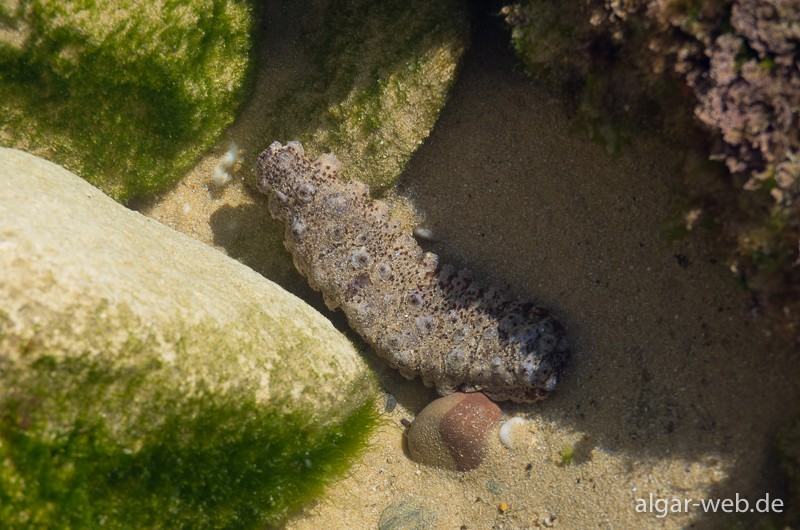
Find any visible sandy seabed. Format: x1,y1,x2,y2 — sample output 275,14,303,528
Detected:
140,8,800,530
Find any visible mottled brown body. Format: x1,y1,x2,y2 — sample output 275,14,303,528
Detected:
257,141,569,402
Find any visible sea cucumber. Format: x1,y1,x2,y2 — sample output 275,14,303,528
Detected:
256,141,570,402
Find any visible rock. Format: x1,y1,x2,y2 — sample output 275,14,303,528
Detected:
0,0,252,202
240,0,471,194
0,149,378,528
406,392,502,471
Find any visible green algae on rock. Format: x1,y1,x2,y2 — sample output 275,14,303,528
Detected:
0,148,379,528
244,0,469,194
0,0,253,203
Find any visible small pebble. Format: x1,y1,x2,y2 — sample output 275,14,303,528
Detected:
406,392,502,471
385,393,397,413
378,499,436,530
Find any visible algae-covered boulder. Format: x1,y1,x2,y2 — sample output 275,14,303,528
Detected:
234,0,470,194
0,148,378,528
301,0,470,192
0,0,253,203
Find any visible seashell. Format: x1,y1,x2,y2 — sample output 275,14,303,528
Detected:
499,417,527,449
413,226,435,241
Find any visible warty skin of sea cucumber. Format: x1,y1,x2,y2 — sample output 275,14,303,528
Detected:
256,140,570,402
